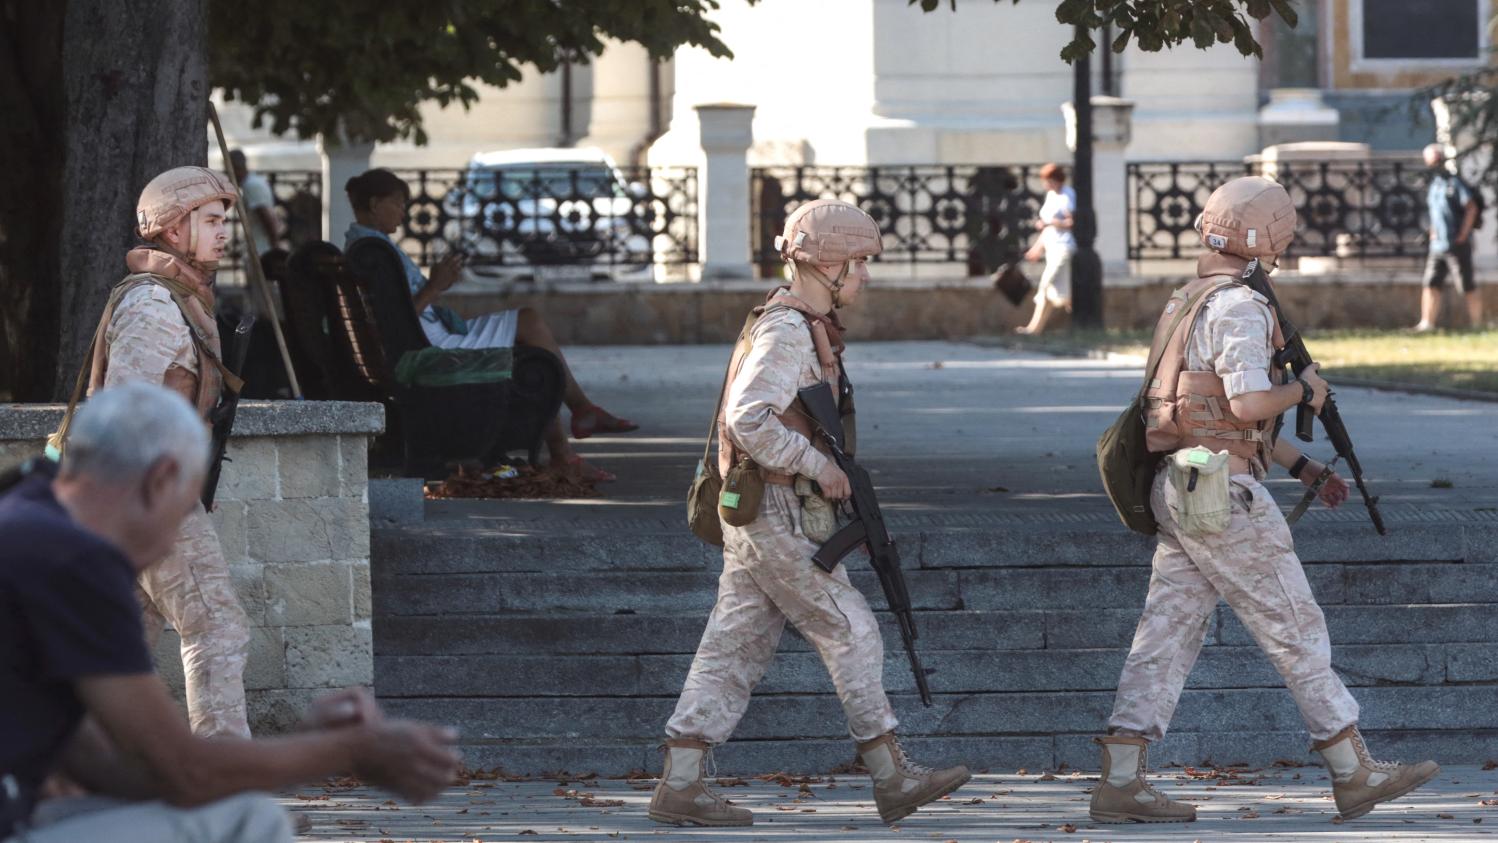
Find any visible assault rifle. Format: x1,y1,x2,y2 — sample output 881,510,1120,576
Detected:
1241,260,1387,535
797,381,934,706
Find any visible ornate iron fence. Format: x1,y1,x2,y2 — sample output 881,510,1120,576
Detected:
390,166,697,276
223,170,324,269
1128,159,1433,260
750,164,1055,276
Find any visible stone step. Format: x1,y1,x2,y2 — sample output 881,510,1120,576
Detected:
371,562,1498,616
382,685,1498,746
376,642,1480,698
371,521,1496,576
374,604,1498,656
440,728,1498,776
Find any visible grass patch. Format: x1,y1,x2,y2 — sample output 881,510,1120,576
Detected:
1005,328,1498,395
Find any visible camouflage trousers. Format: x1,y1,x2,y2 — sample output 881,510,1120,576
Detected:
139,504,252,738
666,485,899,745
1107,470,1359,743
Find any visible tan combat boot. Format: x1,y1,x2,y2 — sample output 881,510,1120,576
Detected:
647,738,753,827
1311,725,1439,820
1088,735,1197,823
856,733,971,824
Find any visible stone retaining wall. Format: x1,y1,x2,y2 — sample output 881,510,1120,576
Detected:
442,271,1498,344
0,401,384,734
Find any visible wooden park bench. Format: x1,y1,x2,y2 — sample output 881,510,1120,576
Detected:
278,240,564,479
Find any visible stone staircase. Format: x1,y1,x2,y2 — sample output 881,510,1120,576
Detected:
372,507,1498,775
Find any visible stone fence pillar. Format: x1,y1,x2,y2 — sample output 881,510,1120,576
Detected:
695,104,756,280
320,135,375,246
0,401,384,734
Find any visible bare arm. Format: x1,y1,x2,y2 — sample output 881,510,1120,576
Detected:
411,254,464,312
1457,200,1479,245
76,674,458,807
1227,381,1304,424
56,718,165,801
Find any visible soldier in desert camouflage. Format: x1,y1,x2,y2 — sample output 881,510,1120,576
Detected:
649,200,970,829
82,166,252,737
1091,177,1439,824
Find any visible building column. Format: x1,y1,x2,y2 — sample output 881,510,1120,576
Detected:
696,104,756,280
319,134,375,245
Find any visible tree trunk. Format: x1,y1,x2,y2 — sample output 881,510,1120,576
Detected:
53,0,208,399
0,1,208,402
0,3,64,401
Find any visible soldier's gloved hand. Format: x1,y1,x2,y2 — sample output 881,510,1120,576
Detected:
816,462,852,501
1300,363,1330,415
351,721,461,804
304,686,383,730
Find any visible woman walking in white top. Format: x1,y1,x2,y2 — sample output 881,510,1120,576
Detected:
1017,163,1076,335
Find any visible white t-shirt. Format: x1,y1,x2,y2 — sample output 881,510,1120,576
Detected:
1039,186,1077,251
240,173,276,254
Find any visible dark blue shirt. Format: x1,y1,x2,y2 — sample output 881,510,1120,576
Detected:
0,462,153,838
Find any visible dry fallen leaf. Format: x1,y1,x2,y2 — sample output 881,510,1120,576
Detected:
1059,823,1077,832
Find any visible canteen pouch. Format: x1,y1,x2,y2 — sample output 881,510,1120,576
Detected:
1167,446,1232,536
688,458,725,546
718,457,765,527
793,475,839,543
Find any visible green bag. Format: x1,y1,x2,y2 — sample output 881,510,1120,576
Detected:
393,346,513,389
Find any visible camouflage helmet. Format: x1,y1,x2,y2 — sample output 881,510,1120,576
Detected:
1194,176,1296,260
775,199,883,265
136,166,236,241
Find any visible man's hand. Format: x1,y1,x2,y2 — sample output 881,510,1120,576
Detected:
303,687,383,731
1299,363,1329,415
1302,463,1350,509
428,254,464,292
816,462,852,501
350,721,461,805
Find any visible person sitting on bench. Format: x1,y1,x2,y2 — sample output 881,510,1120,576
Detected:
344,168,636,480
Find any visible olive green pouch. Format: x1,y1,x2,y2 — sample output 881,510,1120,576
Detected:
718,456,765,526
1168,446,1232,535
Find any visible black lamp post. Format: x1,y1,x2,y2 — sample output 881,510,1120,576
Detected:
1070,23,1104,328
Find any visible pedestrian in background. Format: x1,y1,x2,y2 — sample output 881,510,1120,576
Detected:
1017,162,1075,335
1415,143,1483,331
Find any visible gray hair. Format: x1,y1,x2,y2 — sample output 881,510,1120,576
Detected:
62,383,211,487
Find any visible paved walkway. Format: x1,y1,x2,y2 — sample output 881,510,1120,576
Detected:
431,340,1498,525
285,764,1498,841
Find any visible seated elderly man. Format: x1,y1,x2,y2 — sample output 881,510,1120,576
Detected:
0,383,459,843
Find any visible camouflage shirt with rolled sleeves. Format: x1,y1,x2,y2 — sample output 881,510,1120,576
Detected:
724,309,832,479
1187,285,1275,400
102,284,198,389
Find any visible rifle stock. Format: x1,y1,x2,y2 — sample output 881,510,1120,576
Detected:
798,381,934,706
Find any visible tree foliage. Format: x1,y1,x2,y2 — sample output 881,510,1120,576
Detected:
910,0,1297,62
1419,68,1498,187
209,0,743,145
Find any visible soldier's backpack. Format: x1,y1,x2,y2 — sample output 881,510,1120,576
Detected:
1096,281,1225,535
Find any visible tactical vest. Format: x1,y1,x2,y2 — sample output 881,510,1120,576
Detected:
716,291,854,480
87,273,234,419
1143,275,1285,470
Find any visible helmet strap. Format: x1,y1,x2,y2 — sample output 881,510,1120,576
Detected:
793,260,849,309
